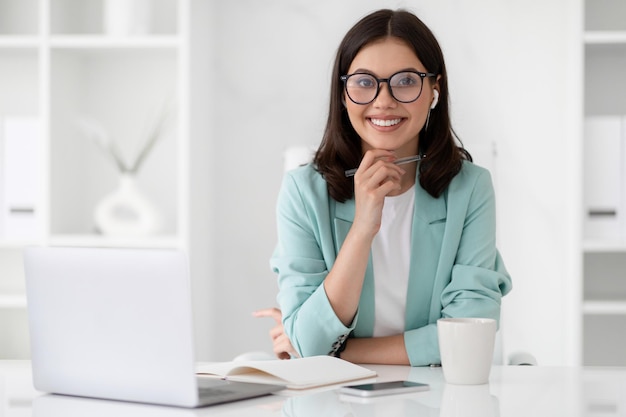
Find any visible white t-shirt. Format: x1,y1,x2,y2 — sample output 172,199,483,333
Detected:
371,186,415,337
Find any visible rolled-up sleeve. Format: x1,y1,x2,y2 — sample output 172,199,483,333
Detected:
270,170,354,357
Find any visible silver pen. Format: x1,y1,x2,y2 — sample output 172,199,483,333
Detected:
344,154,425,177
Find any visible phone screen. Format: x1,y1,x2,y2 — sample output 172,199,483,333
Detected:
339,380,429,397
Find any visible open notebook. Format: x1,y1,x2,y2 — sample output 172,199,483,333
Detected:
197,356,377,390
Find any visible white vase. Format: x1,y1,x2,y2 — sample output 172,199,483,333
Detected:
94,173,162,237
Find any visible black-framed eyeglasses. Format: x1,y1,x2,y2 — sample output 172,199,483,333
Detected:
340,70,437,105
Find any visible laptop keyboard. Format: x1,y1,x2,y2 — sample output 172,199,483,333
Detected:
198,386,240,402
197,385,277,406
196,378,285,406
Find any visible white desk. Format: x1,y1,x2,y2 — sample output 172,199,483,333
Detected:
1,360,626,416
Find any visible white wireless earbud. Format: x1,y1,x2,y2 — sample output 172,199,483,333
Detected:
430,90,439,110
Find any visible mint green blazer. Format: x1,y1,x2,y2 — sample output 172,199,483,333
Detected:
270,161,512,366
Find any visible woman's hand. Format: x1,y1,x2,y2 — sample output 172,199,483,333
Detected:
253,307,299,360
352,149,406,237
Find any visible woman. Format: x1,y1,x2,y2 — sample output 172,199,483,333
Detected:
259,9,512,366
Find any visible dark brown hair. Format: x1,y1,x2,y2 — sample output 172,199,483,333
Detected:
314,9,471,202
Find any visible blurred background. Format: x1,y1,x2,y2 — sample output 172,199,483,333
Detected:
1,0,625,367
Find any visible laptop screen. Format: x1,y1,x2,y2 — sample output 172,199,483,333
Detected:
24,247,200,407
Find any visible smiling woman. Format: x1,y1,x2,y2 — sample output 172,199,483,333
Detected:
264,8,512,367
342,37,436,190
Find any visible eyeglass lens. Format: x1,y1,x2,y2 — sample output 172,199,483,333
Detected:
344,72,425,104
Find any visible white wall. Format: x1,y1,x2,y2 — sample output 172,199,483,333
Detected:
201,0,580,365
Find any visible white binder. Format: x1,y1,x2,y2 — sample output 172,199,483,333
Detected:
583,116,623,240
1,116,41,239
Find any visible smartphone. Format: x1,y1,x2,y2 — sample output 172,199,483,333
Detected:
338,380,429,397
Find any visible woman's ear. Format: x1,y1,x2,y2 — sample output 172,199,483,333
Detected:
430,89,439,109
431,76,441,109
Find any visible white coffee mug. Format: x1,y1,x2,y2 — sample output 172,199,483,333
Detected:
437,318,496,385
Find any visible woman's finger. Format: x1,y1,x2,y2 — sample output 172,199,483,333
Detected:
274,334,298,359
253,307,282,324
269,324,284,340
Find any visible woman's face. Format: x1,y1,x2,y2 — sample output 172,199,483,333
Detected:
344,37,437,157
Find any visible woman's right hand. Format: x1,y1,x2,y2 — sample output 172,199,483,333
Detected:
352,149,405,237
253,307,299,360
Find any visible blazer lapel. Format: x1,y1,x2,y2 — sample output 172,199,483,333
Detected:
405,177,448,330
332,198,375,337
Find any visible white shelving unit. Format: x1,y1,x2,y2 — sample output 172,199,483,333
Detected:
0,0,194,358
581,0,626,366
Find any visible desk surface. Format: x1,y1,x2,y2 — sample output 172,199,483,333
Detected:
1,360,625,417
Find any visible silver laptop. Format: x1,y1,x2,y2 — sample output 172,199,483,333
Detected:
24,246,284,408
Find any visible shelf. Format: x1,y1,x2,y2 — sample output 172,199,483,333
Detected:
584,31,626,44
0,36,40,48
583,301,626,315
0,295,27,309
583,240,626,252
0,240,41,250
1,235,182,249
0,0,195,362
583,8,626,372
49,35,181,49
0,35,181,51
47,234,183,249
